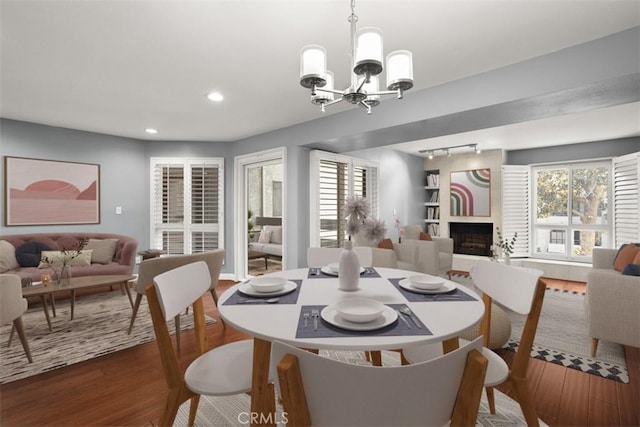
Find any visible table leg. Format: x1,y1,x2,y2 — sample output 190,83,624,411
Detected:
50,293,57,317
70,290,76,320
40,295,52,331
122,280,134,308
251,337,276,427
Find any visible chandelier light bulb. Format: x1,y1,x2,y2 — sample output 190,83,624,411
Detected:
300,45,327,89
386,50,414,91
354,27,383,76
312,71,335,105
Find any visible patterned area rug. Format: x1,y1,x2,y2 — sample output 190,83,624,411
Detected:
504,288,628,383
450,274,628,383
174,350,547,426
0,290,215,384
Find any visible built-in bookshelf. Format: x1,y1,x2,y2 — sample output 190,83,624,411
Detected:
424,170,440,236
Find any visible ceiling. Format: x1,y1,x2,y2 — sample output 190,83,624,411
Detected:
1,0,639,154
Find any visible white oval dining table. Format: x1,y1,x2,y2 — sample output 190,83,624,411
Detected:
218,267,484,426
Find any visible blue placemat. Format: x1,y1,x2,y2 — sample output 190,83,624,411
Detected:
388,278,477,302
307,267,381,279
295,304,432,338
223,279,302,305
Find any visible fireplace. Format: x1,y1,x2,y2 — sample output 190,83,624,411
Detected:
449,222,493,256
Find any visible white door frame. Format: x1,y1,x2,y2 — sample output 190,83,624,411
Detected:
234,147,286,280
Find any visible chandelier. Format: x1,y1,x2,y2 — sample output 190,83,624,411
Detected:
299,0,414,115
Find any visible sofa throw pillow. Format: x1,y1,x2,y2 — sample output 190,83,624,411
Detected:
38,250,93,268
15,241,52,267
84,238,118,264
0,240,20,273
622,263,640,276
258,229,272,244
377,238,394,250
264,225,282,244
613,243,640,272
419,232,432,241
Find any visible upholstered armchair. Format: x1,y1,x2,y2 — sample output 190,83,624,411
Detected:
0,274,33,362
586,248,640,356
398,225,454,277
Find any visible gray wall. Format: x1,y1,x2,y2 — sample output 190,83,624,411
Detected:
0,119,147,246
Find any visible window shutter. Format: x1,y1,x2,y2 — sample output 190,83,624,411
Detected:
150,158,224,255
318,158,348,248
502,165,530,257
613,152,640,245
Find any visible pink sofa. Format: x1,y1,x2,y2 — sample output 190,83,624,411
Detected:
0,232,138,281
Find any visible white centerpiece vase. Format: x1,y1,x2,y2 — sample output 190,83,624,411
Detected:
338,240,360,291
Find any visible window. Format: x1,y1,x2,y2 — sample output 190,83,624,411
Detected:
150,158,224,254
532,161,610,261
309,151,379,248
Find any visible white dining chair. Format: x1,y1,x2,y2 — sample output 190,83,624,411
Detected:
270,336,488,426
403,260,546,427
306,246,373,267
0,274,33,363
128,249,226,351
146,261,253,426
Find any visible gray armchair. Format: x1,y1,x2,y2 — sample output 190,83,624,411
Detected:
586,248,640,356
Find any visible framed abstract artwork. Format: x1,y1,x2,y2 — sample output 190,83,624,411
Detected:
450,168,491,217
4,156,100,225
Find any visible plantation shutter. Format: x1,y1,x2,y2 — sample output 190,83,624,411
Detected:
151,158,224,254
502,165,530,257
309,151,379,247
317,158,348,248
613,152,640,245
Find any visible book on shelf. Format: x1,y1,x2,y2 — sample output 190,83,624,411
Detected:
429,190,439,203
428,223,440,236
426,174,440,187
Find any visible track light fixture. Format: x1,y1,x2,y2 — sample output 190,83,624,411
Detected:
419,143,481,158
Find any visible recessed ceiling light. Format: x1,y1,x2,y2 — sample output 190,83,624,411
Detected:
145,128,158,134
207,91,224,102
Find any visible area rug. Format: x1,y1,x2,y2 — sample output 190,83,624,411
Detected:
504,288,628,383
0,290,215,384
450,274,628,383
174,350,547,426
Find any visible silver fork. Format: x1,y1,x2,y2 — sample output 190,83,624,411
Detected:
311,309,319,331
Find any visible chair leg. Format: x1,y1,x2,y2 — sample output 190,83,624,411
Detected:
210,288,226,328
486,386,496,414
13,317,33,363
159,389,185,427
188,395,201,426
369,350,383,366
127,294,143,335
590,338,599,357
511,376,540,427
8,324,15,346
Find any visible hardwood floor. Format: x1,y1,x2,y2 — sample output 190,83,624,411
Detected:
1,278,638,426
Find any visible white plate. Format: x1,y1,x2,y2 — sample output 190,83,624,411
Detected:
320,305,398,331
238,280,297,297
398,279,456,294
408,274,445,290
320,266,366,276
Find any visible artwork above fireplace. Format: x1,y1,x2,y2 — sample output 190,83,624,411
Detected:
450,222,493,257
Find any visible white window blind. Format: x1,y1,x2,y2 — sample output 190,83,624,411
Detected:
501,165,530,257
613,152,640,245
150,158,224,254
310,151,379,248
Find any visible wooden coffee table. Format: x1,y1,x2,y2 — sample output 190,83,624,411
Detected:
22,274,135,330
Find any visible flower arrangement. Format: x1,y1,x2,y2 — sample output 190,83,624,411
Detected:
343,196,387,244
43,238,89,283
494,227,517,258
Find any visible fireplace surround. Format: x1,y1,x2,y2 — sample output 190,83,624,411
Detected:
450,222,493,256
